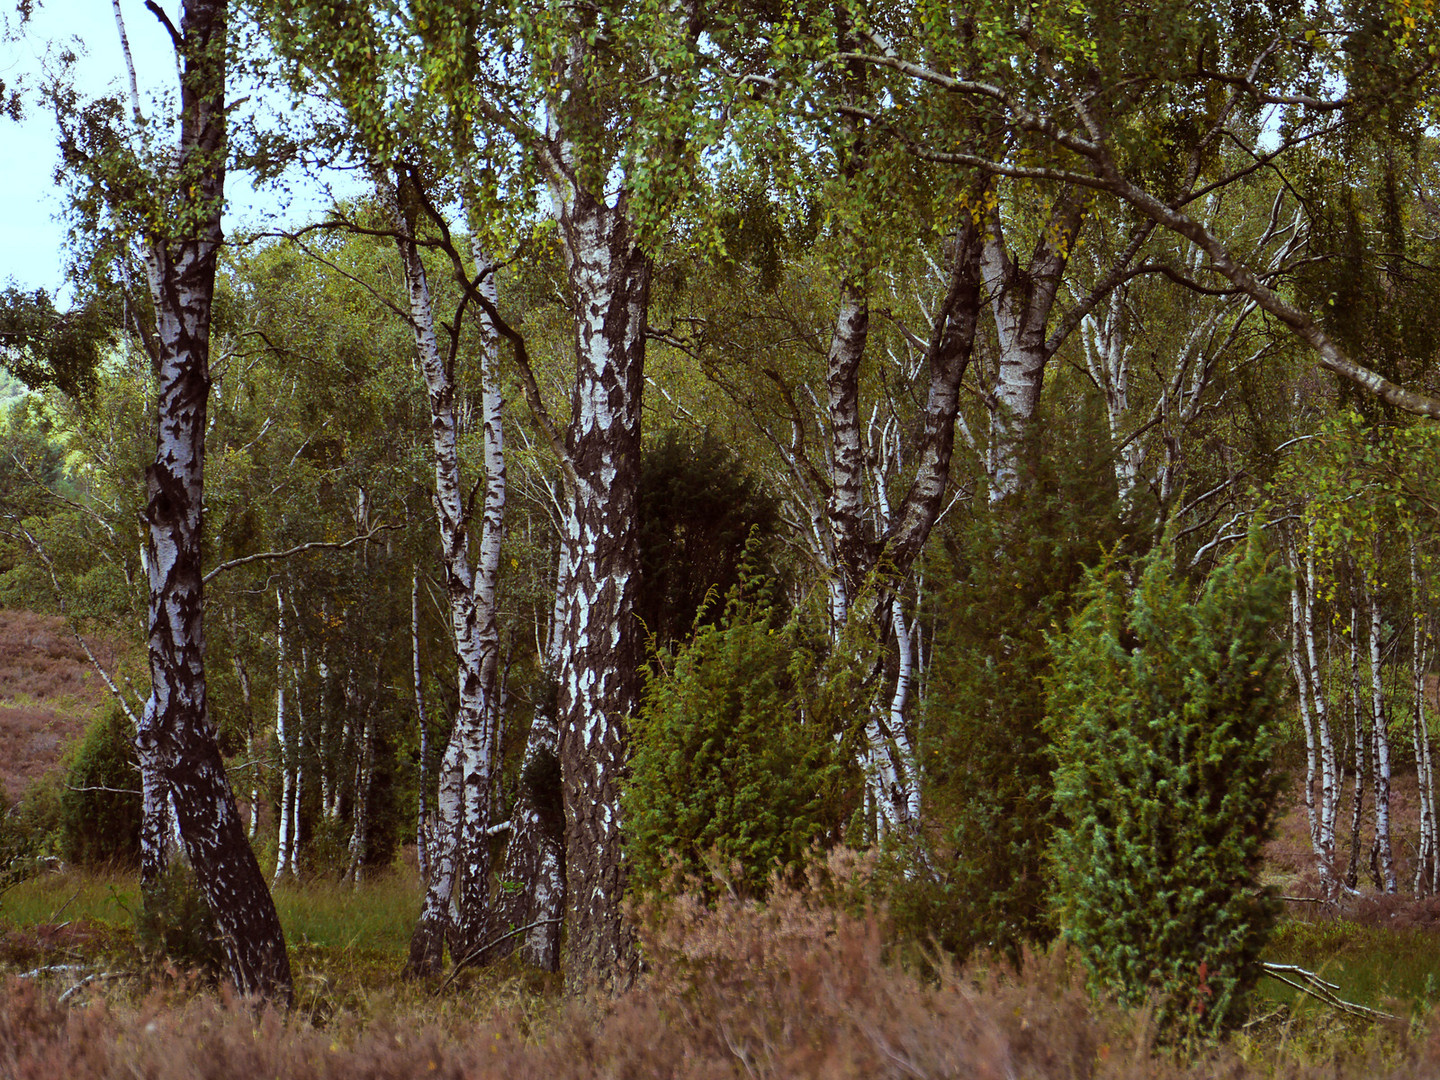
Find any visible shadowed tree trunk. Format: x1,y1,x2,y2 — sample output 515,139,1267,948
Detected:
127,0,292,1005
478,557,571,973
550,186,648,992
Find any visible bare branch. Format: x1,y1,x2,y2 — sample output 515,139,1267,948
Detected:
202,523,405,584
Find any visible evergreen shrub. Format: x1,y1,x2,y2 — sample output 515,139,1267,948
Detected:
1045,530,1288,1035
625,577,856,900
903,436,1124,962
59,705,142,867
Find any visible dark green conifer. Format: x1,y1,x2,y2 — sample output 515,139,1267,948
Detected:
1046,529,1288,1035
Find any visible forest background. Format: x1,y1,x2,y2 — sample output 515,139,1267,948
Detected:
2,0,1440,1073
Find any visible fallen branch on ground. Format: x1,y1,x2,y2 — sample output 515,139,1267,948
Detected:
1261,961,1402,1022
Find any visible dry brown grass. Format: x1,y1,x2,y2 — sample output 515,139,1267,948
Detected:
0,609,123,802
0,862,1437,1080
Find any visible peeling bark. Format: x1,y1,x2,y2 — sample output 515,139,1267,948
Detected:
550,185,647,992
132,0,291,1003
983,189,1085,502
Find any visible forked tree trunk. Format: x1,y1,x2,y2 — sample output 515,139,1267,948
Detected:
818,219,985,834
384,173,506,976
449,237,508,959
982,190,1085,503
132,0,291,1003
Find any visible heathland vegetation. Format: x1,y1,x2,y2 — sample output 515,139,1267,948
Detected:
3,0,1440,1074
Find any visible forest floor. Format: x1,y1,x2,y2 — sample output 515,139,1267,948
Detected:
3,611,1440,1076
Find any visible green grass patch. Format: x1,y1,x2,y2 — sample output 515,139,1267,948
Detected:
1260,917,1440,1017
0,868,139,927
273,872,421,957
3,868,420,955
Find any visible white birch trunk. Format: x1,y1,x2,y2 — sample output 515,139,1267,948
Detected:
273,588,295,885
127,0,291,1001
1369,588,1398,893
346,710,373,886
1288,574,1322,859
1301,551,1339,875
1082,292,1144,509
1412,545,1435,895
379,173,506,974
548,185,648,990
982,192,1084,503
1345,604,1367,890
412,569,431,884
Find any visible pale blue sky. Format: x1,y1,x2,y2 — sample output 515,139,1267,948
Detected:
0,0,354,298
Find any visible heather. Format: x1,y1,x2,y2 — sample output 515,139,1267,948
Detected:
5,863,1440,1080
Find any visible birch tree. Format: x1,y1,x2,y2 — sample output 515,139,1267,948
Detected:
398,0,723,987
51,0,291,1001
841,0,1440,423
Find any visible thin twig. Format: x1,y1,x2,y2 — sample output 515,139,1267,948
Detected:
49,887,83,923
66,784,142,796
202,523,404,584
439,918,563,989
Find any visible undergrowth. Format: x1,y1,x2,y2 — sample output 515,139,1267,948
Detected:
1,861,1440,1078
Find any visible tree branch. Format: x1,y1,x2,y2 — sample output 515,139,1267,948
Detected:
202,523,405,584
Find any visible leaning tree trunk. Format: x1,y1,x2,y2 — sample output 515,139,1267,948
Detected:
132,0,291,1003
551,186,648,992
817,218,985,834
